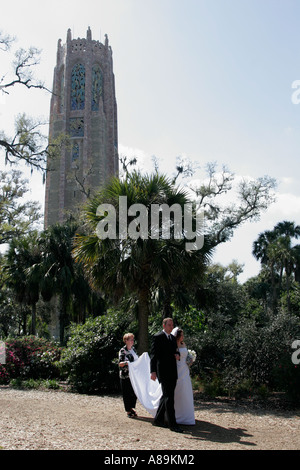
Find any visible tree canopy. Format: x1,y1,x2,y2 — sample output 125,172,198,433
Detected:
0,169,41,245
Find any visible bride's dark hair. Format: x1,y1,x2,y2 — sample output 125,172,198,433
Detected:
174,328,183,339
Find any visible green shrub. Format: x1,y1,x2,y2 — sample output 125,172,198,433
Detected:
193,311,300,399
272,350,300,402
10,378,41,389
60,311,131,394
0,336,62,384
202,372,226,397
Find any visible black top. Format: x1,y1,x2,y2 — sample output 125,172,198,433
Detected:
118,345,138,379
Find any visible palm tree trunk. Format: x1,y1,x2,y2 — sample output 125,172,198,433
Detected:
31,303,36,336
163,286,173,318
270,263,278,314
286,272,291,314
137,287,150,354
22,307,27,335
59,295,67,345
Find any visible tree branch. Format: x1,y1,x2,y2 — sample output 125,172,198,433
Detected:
208,175,277,246
0,47,51,94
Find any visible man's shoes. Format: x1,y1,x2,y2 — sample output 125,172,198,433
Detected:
170,425,183,433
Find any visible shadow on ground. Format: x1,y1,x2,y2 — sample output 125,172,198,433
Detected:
182,419,255,447
134,414,255,447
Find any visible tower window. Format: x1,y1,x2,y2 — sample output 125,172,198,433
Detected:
69,118,84,137
71,63,85,110
91,64,103,111
72,143,80,162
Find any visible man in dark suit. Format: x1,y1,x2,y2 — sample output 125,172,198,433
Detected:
150,317,183,433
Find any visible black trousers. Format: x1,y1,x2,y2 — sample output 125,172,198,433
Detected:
120,377,137,412
154,379,177,427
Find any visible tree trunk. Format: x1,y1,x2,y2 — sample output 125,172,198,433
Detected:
31,303,36,335
59,295,67,345
137,287,150,354
286,274,291,314
22,306,27,336
270,264,278,314
163,286,173,318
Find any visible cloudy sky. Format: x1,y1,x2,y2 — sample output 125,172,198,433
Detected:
1,0,300,282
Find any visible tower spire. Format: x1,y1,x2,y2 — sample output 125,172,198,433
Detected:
87,26,92,41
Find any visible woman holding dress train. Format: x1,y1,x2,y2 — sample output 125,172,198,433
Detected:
119,333,138,418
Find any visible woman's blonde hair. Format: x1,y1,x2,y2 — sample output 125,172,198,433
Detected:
123,332,134,343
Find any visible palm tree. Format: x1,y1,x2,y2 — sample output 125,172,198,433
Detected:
253,220,300,313
274,221,300,239
292,245,300,283
5,232,41,335
38,219,95,343
252,230,278,265
253,230,280,310
73,171,213,353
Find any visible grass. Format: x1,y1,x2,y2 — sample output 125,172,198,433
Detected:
9,378,61,390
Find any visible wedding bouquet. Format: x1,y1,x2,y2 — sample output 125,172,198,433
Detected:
186,349,196,366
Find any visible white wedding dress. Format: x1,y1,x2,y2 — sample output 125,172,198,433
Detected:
128,351,195,425
174,347,195,425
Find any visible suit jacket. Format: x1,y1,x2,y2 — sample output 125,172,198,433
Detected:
150,331,179,383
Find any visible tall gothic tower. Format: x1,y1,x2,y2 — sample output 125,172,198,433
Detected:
44,27,118,228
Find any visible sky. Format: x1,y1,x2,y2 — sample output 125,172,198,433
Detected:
1,0,300,282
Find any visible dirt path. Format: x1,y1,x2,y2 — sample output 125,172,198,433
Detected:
0,387,299,451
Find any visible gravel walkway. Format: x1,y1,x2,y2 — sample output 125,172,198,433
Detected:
0,386,299,451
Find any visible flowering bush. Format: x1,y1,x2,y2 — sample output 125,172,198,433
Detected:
0,336,62,384
0,367,9,383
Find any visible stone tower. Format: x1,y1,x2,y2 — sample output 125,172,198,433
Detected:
44,27,118,227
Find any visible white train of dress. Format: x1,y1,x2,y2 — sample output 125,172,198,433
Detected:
128,351,195,425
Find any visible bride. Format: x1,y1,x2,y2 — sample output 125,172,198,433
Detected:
128,327,195,425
